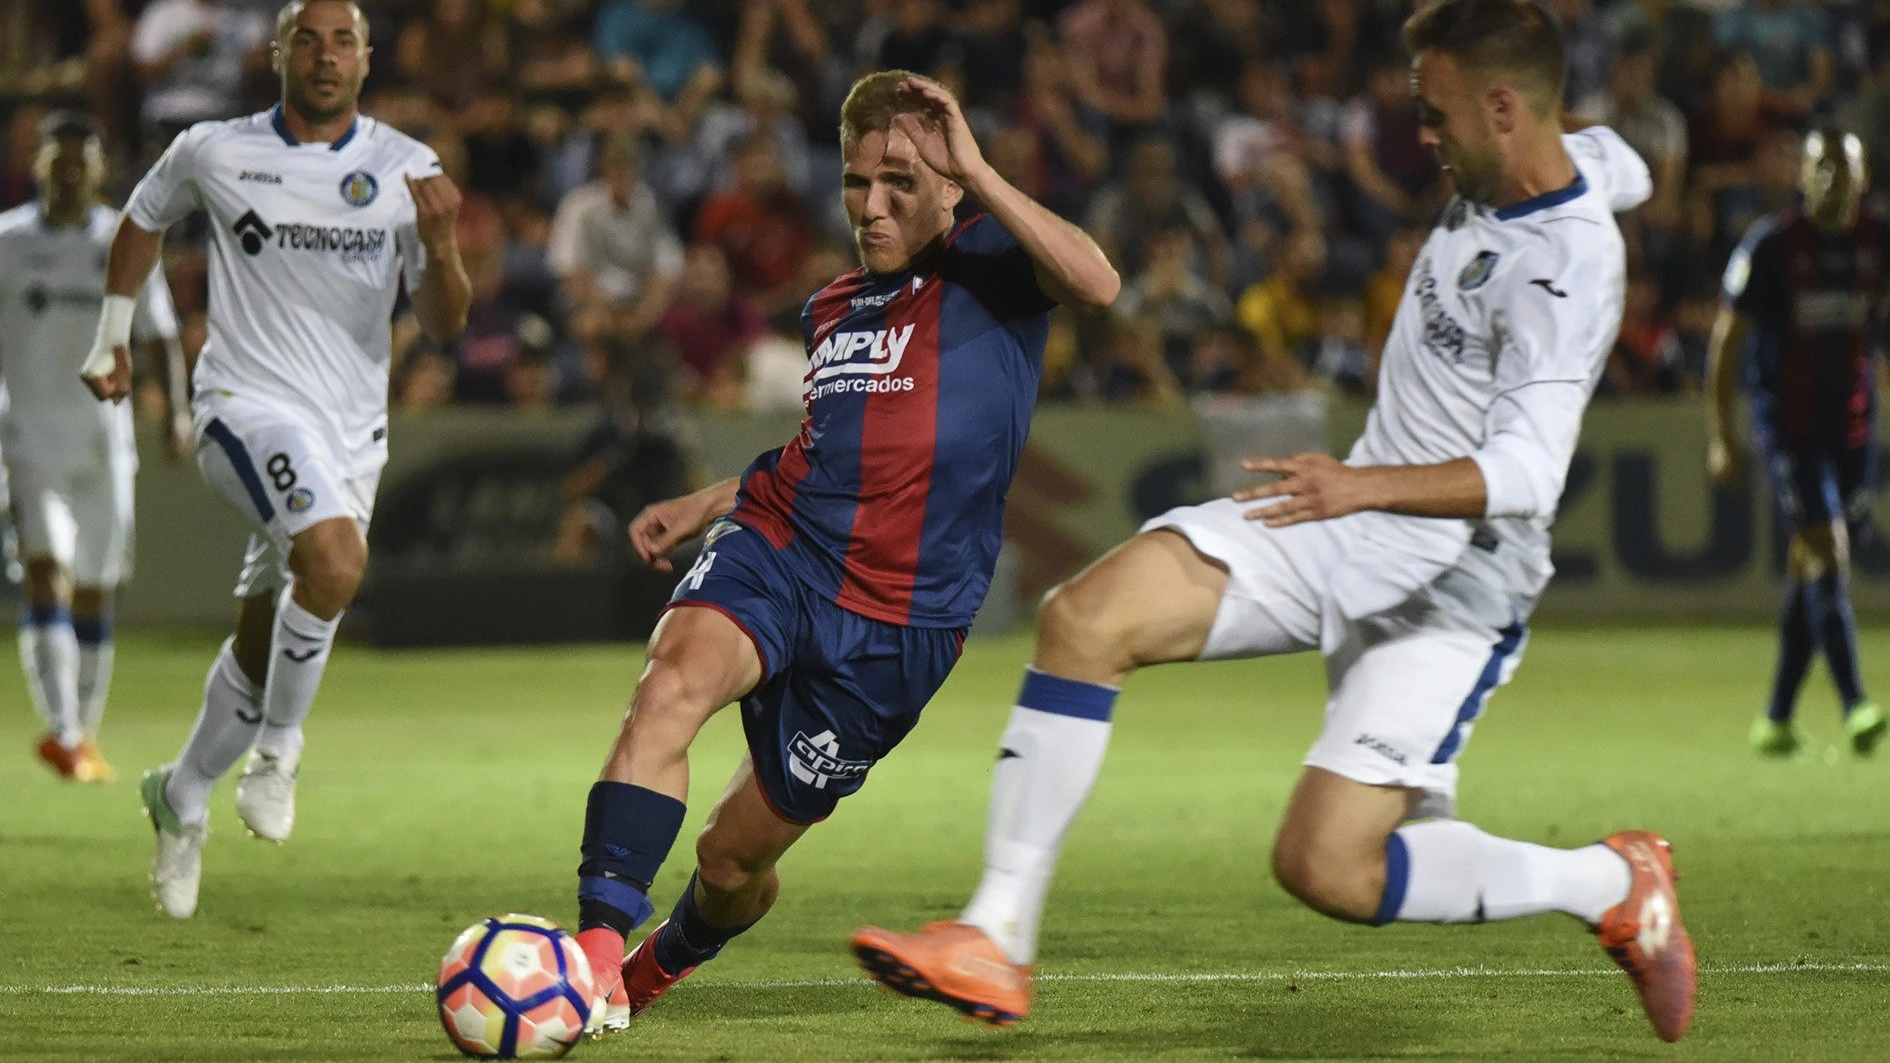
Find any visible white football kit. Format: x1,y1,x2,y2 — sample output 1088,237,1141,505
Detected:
124,107,440,595
1147,128,1652,813
0,203,179,585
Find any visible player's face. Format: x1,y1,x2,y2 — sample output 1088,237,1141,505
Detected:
1802,130,1867,231
34,133,104,209
842,127,962,275
276,1,371,123
1412,51,1502,206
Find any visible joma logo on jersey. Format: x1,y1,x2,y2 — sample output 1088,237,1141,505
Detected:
809,324,914,381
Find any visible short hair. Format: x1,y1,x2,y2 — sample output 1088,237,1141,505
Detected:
276,0,368,46
839,70,919,152
38,110,102,144
1403,0,1566,113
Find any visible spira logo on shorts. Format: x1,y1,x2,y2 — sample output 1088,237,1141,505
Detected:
787,730,872,789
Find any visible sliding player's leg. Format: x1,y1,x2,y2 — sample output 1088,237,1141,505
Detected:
1830,446,1884,754
617,759,807,1016
853,500,1329,1024
1274,619,1693,1042
577,602,764,1029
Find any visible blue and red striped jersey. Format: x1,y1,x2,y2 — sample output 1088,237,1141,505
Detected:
1726,209,1889,447
729,213,1055,627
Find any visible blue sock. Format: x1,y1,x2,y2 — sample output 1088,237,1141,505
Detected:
1768,582,1815,724
1371,832,1411,926
650,872,759,975
1809,571,1867,711
577,782,687,937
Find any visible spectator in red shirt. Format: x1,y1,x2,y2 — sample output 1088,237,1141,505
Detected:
693,132,813,318
658,244,767,407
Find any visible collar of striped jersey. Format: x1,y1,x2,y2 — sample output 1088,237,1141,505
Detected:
269,104,358,152
1493,171,1588,221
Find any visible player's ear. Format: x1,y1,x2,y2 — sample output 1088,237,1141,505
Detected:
941,178,962,213
270,41,282,76
1485,84,1517,136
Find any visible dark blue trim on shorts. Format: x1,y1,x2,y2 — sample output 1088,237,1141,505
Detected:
1017,667,1118,722
203,417,275,522
23,604,72,628
72,614,112,644
1429,622,1526,764
1372,831,1411,926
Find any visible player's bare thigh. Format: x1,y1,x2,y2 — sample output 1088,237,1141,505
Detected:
1035,528,1230,686
601,604,766,795
286,516,370,619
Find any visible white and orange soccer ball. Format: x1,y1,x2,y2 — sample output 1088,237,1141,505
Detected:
437,914,597,1059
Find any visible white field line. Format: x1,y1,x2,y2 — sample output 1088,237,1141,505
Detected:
2,961,1884,997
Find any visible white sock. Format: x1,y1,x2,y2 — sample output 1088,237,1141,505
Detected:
166,638,265,824
1386,819,1632,926
18,607,81,746
75,618,114,740
960,670,1118,965
256,587,339,762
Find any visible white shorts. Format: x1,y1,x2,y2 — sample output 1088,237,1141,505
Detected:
1142,498,1527,818
194,395,381,598
3,444,136,586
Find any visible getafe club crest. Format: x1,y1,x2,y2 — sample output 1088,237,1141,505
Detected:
1458,249,1499,291
339,170,379,207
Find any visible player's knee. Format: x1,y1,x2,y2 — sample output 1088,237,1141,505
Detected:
693,832,773,898
1270,835,1381,922
1789,524,1844,580
22,558,64,605
1038,575,1126,657
293,533,368,613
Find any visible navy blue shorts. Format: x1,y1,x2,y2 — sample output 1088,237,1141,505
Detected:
666,520,966,824
1757,438,1877,532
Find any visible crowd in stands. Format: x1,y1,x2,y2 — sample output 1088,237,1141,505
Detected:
3,0,1888,414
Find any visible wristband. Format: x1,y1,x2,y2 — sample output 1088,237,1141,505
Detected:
83,293,136,377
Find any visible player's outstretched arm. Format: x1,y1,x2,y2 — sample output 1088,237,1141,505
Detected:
892,76,1119,312
81,217,166,403
406,173,472,341
1704,307,1751,488
628,478,741,573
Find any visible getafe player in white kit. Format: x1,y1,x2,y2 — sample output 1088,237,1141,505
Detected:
83,0,468,919
2,112,186,783
856,0,1698,1043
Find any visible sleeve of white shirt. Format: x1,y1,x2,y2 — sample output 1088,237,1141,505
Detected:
1469,240,1616,520
131,261,180,342
1562,126,1652,212
546,189,587,276
124,125,207,232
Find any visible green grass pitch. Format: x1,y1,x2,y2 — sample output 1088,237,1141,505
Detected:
2,628,1886,1062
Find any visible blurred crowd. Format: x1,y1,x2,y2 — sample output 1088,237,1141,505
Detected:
5,0,1890,413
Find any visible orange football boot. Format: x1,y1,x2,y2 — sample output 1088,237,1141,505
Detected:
850,921,1031,1026
576,927,629,1035
1594,830,1696,1042
619,922,697,1017
34,734,81,780
74,739,117,783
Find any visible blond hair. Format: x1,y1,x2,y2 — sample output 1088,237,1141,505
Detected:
839,70,920,152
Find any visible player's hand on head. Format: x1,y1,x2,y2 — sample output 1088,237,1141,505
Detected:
405,173,462,250
893,76,984,183
1232,452,1370,527
80,345,133,404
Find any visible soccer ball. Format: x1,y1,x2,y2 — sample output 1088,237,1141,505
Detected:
437,913,597,1059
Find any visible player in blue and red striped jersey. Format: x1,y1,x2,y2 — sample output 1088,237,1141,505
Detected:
1709,125,1890,758
569,70,1119,1033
